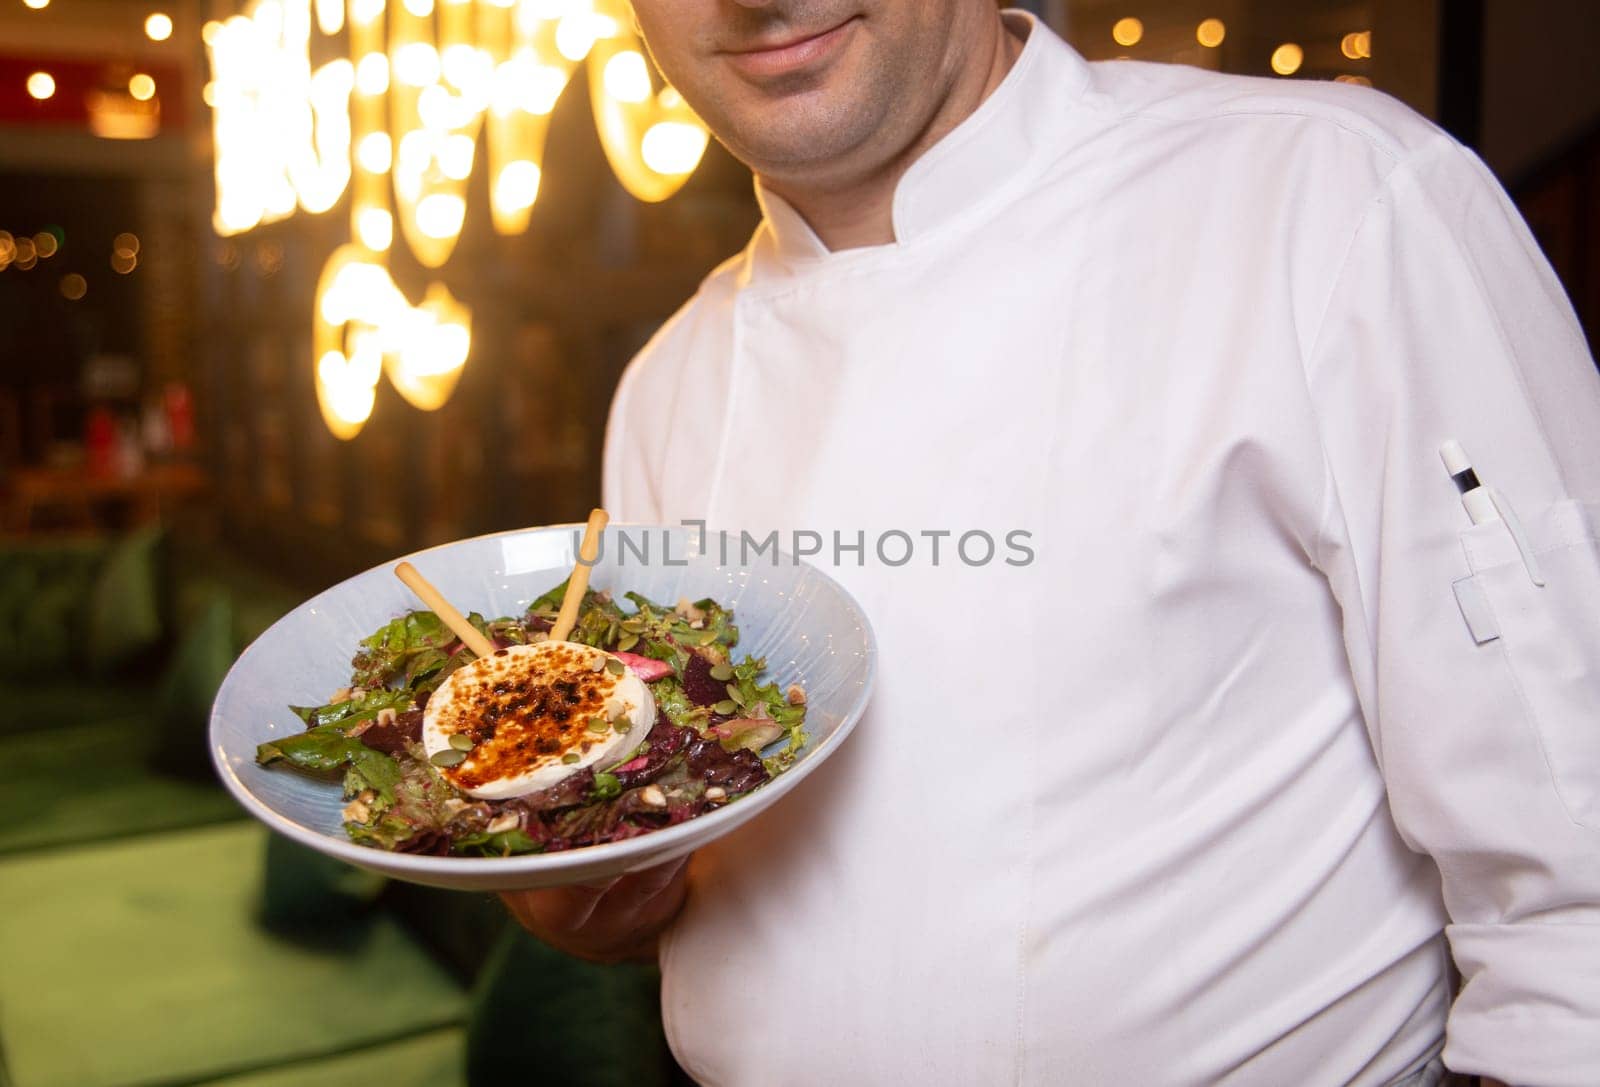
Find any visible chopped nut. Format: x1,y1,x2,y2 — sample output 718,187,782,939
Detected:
350,687,367,700
640,784,668,808
328,686,352,704
341,793,373,823
530,631,550,642
441,798,471,819
605,697,628,721
485,812,521,834
346,718,373,737
590,654,606,672
675,597,707,623
705,786,726,802
689,618,705,629
786,684,806,706
376,707,397,726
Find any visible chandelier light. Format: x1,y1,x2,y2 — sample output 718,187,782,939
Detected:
204,0,712,439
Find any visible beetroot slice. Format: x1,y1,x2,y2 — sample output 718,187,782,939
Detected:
679,652,725,707
358,708,423,756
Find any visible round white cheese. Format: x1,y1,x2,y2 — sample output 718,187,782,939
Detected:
421,640,656,800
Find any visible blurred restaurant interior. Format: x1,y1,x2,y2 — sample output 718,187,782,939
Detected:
1,1,1597,1085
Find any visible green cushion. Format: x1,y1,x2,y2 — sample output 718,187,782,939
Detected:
0,715,241,856
152,593,238,779
85,525,167,677
0,536,108,678
195,1027,464,1087
465,926,673,1087
0,679,155,737
259,833,387,936
0,823,467,1087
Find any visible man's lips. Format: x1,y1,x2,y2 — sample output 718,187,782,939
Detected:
719,17,858,79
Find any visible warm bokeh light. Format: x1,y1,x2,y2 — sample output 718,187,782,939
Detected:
355,52,389,95
1334,74,1373,87
1271,43,1304,76
145,13,173,42
203,0,707,436
33,232,58,258
129,74,157,102
23,0,49,10
314,0,343,36
356,131,392,173
111,251,138,274
113,232,140,257
493,160,541,213
440,133,476,180
0,232,14,264
640,121,708,176
59,274,87,300
603,51,652,104
1196,18,1226,48
415,193,466,239
1341,31,1372,60
356,207,393,251
26,72,55,100
393,43,441,87
15,237,36,264
1112,17,1144,48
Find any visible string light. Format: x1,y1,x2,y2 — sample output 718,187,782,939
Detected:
1270,43,1303,76
205,0,709,438
145,13,174,42
27,72,55,100
129,74,157,101
60,274,87,300
23,0,49,10
1196,18,1225,48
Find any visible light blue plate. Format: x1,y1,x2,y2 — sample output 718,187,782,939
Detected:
210,523,877,891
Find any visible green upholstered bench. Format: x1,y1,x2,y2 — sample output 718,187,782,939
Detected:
0,822,469,1087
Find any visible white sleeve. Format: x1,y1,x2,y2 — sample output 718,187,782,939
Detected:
600,356,663,523
1304,131,1600,1085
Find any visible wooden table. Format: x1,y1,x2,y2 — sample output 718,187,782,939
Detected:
4,462,207,532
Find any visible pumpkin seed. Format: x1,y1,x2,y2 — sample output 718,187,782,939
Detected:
725,683,746,706
448,733,474,751
618,632,640,652
430,749,467,768
605,657,624,675
695,629,719,645
709,662,734,682
712,699,737,715
621,618,646,633
561,752,581,764
587,717,609,733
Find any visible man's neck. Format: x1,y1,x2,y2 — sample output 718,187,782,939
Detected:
759,15,1026,252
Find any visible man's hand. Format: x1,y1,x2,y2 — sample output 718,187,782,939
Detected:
499,856,689,964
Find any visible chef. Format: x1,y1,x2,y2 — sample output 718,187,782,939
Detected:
502,3,1600,1084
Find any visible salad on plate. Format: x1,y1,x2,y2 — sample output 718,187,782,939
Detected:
256,579,807,858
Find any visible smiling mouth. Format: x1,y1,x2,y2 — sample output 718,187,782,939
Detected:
720,16,860,80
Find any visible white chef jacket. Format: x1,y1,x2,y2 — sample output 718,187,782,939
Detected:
602,11,1600,1085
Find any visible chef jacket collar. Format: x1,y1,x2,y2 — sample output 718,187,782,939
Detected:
751,9,1092,264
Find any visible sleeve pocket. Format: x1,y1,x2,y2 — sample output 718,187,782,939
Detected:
1455,499,1600,829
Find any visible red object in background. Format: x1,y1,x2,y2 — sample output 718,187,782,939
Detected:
0,53,187,130
163,382,194,451
84,405,117,477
